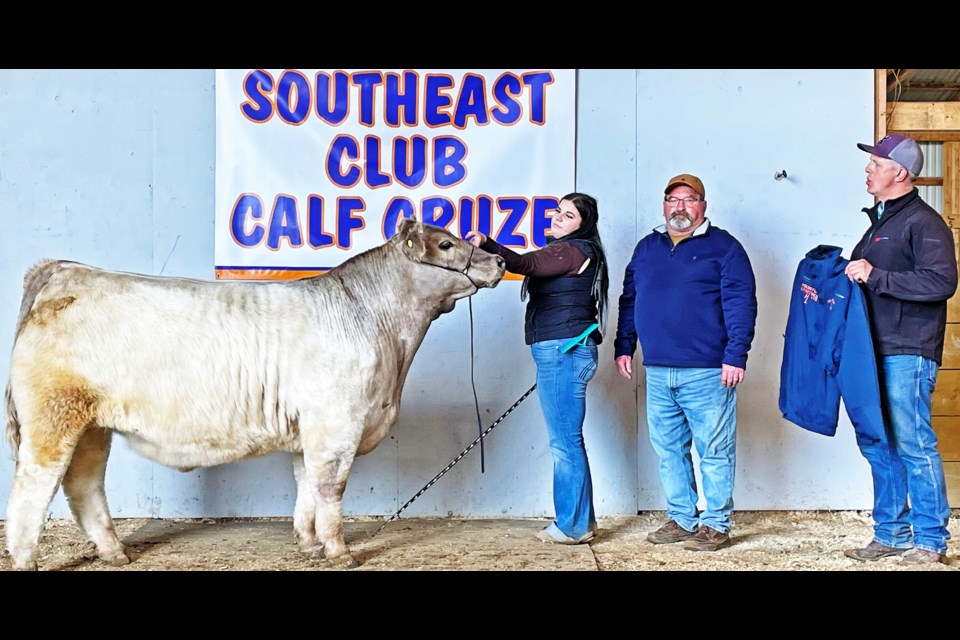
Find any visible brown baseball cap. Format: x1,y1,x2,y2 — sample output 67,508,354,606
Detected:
665,174,705,198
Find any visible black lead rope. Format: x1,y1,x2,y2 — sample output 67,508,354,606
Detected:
469,296,484,474
372,382,537,538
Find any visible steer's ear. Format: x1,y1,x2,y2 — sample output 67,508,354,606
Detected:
396,217,426,262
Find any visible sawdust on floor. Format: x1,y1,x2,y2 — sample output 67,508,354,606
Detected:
2,510,958,571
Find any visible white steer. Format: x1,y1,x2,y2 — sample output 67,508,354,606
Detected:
4,219,505,570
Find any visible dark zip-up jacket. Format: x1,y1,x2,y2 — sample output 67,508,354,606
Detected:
851,188,958,365
779,245,887,445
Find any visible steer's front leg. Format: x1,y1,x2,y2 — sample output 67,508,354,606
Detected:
298,444,358,568
292,452,320,550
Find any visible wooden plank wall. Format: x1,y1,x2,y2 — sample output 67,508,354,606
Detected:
931,142,960,505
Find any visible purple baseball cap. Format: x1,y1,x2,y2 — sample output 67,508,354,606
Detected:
857,134,923,175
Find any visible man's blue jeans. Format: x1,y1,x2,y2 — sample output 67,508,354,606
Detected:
856,355,951,554
645,366,737,533
531,338,598,540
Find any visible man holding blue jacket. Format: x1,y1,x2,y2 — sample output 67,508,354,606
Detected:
843,134,956,565
615,174,757,552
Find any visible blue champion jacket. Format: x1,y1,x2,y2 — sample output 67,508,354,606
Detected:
614,220,757,369
778,245,887,445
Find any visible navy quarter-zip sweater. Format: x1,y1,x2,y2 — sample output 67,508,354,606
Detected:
779,245,887,445
614,220,757,369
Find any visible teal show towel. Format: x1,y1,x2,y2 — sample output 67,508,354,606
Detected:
561,323,600,353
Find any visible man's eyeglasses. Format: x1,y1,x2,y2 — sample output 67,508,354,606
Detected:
664,196,702,205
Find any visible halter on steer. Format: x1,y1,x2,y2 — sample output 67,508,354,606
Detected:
417,242,480,291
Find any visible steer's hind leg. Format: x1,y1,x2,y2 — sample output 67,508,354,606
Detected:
6,431,86,571
7,378,102,570
61,428,130,566
6,458,70,570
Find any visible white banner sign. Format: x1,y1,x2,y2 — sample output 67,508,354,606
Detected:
214,69,576,280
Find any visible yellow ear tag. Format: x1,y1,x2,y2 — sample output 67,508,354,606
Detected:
407,240,413,248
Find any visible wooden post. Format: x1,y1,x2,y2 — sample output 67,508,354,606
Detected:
945,141,959,228
876,69,887,141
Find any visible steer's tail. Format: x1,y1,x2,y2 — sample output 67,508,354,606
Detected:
4,259,65,464
5,381,19,462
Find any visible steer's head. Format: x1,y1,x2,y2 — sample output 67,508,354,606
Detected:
393,218,506,312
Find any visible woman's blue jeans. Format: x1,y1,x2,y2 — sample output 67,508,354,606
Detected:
856,355,951,554
645,366,738,534
531,338,598,540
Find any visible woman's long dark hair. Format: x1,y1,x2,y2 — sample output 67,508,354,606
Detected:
521,192,610,335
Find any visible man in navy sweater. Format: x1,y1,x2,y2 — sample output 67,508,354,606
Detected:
843,134,957,565
614,174,757,551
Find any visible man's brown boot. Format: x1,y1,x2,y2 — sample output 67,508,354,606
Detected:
646,520,698,544
901,549,948,565
682,525,731,551
843,541,907,561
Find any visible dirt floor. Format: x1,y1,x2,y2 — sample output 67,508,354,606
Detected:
2,510,958,571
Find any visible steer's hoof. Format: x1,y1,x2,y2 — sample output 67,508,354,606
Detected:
102,549,132,567
81,542,99,560
302,544,325,558
13,560,38,571
327,553,358,569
